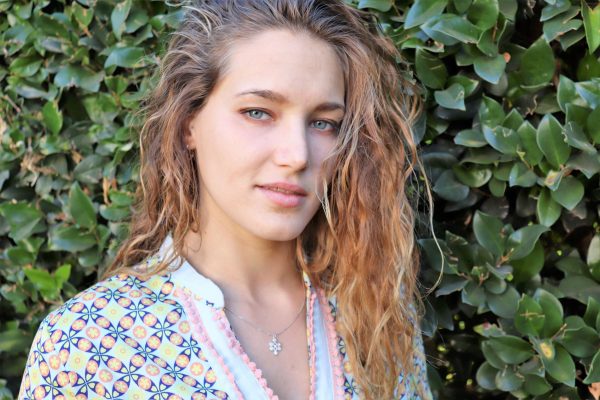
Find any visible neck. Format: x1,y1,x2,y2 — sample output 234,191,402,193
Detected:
180,223,304,306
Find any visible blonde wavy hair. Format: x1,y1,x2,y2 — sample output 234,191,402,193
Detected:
103,0,435,398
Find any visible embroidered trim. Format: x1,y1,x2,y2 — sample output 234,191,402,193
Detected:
211,306,281,400
317,288,345,400
174,287,245,400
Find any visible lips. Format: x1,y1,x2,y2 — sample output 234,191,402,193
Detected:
257,182,307,208
257,182,307,196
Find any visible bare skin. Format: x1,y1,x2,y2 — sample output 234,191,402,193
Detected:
182,28,345,399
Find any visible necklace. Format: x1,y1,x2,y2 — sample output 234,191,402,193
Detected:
223,296,306,356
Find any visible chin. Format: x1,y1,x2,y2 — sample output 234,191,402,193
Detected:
250,222,307,242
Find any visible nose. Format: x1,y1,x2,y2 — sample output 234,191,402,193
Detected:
272,117,309,171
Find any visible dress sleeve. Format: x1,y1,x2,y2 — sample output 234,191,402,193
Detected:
18,308,71,399
412,326,434,400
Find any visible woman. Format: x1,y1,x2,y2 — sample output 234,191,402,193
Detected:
19,0,433,399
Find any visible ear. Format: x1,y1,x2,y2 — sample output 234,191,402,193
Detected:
184,117,197,150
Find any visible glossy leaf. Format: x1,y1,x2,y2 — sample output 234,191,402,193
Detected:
551,175,584,210
582,0,600,53
506,224,549,260
519,37,555,87
69,182,96,229
536,114,571,168
473,211,505,257
404,0,447,28
515,295,545,337
536,187,562,227
415,48,448,89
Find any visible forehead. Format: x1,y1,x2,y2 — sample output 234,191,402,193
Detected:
214,29,345,106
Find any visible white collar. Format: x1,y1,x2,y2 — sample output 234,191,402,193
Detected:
157,233,313,309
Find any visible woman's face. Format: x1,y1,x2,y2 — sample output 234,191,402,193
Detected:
185,29,345,242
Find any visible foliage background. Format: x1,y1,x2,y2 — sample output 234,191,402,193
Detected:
0,0,599,398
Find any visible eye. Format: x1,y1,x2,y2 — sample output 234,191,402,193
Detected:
312,120,340,134
242,109,271,120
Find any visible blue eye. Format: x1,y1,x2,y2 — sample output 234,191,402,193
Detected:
312,120,339,132
243,109,270,120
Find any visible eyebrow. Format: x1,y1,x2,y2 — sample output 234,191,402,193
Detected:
235,89,345,113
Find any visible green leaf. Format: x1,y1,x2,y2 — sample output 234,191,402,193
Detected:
587,106,600,143
453,165,492,187
42,101,63,135
69,182,96,229
358,0,393,11
49,226,97,252
82,93,119,125
473,54,506,84
543,7,582,42
476,362,498,390
532,337,555,361
518,122,544,166
534,288,564,337
519,37,555,88
433,170,470,201
54,264,72,287
422,14,482,44
23,268,54,293
462,281,486,306
9,56,42,78
483,126,520,155
537,187,562,227
508,162,537,187
536,114,570,168
584,350,600,384
584,297,600,327
515,294,545,336
0,202,44,242
582,0,600,53
434,83,466,110
488,335,533,364
448,75,480,96
415,48,448,89
487,285,520,318
104,46,146,69
559,324,600,357
551,176,584,211
72,3,94,27
54,65,105,92
506,224,549,260
473,210,505,257
495,366,524,391
522,374,552,396
543,344,576,386
404,0,448,28
557,75,578,112
563,121,597,154
588,234,600,280
111,0,132,40
479,95,505,126
454,129,487,147
512,241,545,283
577,51,600,81
559,275,600,304
575,79,600,107
467,0,499,30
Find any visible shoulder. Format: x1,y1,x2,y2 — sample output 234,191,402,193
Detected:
44,272,178,329
18,272,183,399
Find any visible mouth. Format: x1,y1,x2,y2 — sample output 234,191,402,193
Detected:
256,185,306,208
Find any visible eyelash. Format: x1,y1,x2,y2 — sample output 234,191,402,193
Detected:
241,108,340,133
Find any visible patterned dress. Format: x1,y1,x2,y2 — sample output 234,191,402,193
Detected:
18,234,432,399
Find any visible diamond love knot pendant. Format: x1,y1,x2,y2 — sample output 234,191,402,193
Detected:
268,334,282,355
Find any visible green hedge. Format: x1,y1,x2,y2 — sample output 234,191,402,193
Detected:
1,0,599,398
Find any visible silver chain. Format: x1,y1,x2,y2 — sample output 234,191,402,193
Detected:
223,296,306,337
